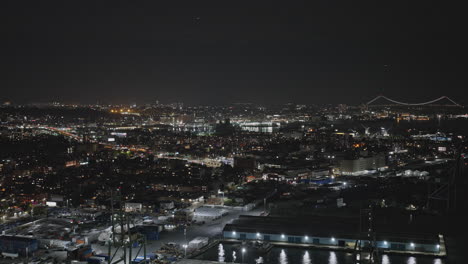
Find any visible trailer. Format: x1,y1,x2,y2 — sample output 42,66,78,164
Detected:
2,252,19,259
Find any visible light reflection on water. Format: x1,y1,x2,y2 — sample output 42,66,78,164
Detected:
197,243,445,264
302,251,311,264
382,254,390,264
279,249,288,264
329,252,338,264
407,256,417,264
218,243,225,262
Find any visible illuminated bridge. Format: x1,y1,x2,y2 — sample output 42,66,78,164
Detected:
366,95,462,107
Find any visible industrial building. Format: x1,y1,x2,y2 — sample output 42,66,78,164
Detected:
337,154,386,175
223,215,443,255
10,218,74,248
132,225,162,241
0,236,38,256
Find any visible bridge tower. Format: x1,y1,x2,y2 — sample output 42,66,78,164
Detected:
427,150,466,212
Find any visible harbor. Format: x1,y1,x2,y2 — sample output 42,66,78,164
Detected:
193,241,446,264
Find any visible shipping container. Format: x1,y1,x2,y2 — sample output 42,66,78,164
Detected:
68,245,93,261
87,256,104,264
94,254,110,260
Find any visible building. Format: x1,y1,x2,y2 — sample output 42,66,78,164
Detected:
337,154,386,175
71,209,102,219
285,168,312,182
125,202,143,212
193,207,228,222
0,236,38,256
223,215,443,255
10,218,74,248
160,201,175,210
133,225,162,241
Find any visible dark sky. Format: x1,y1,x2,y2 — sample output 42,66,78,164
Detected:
1,1,466,105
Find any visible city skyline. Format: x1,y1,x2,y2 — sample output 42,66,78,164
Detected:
1,2,467,263
1,94,465,108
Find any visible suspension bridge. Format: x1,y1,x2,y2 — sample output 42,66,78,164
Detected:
366,95,462,107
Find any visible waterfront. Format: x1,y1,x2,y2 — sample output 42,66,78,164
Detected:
195,243,445,264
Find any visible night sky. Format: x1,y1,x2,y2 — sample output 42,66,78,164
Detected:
1,1,466,105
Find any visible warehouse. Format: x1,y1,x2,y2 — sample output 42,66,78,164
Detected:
0,236,38,256
223,215,443,255
11,218,73,248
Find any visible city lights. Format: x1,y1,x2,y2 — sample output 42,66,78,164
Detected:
0,2,461,263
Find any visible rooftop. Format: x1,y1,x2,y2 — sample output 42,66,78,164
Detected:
224,212,441,244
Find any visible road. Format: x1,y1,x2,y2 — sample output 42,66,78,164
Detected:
92,207,264,262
